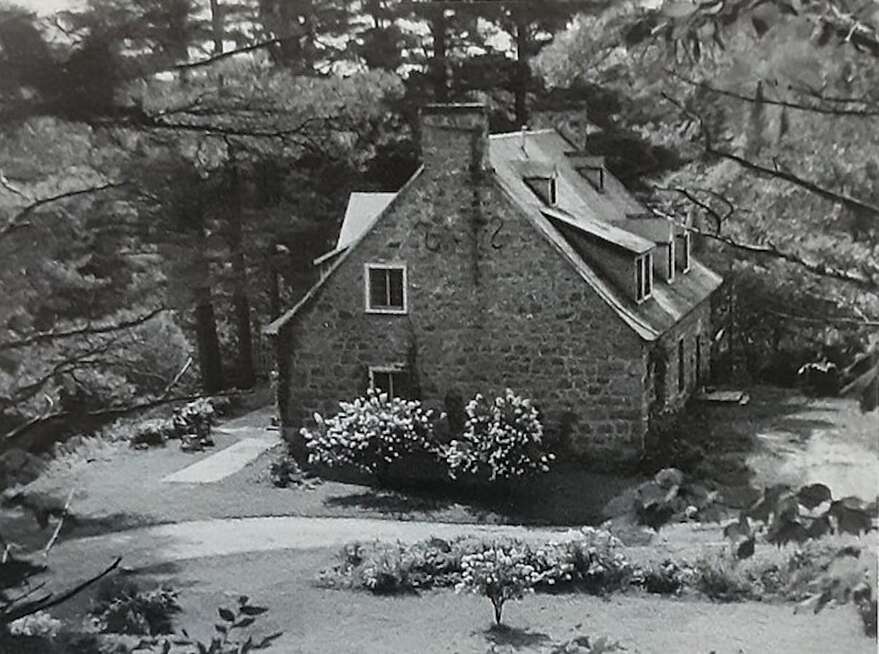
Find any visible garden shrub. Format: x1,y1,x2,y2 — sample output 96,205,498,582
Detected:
302,389,439,479
455,542,543,624
445,389,554,482
89,578,181,636
317,529,634,599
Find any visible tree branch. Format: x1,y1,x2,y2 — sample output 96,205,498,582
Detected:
0,307,166,352
668,69,879,116
1,182,127,241
3,557,122,624
661,91,879,221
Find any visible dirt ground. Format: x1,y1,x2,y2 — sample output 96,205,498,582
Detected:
52,548,875,654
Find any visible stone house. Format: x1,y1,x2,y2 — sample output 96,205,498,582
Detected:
266,103,722,462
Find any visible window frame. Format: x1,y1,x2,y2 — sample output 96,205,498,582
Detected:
666,241,675,282
368,364,411,399
524,175,558,207
680,231,691,273
635,253,653,303
364,262,408,314
677,337,686,394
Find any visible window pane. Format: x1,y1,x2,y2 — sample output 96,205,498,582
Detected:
636,258,644,300
667,244,674,279
678,339,686,393
387,269,404,308
392,371,413,399
372,371,392,396
644,254,652,295
369,268,387,308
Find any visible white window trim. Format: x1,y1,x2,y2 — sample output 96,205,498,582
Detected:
635,253,653,303
681,231,691,273
368,364,407,398
364,262,408,314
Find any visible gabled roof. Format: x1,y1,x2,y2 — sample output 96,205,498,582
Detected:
313,192,397,266
267,128,722,340
489,130,722,339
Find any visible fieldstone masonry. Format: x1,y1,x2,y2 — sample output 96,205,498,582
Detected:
275,105,711,464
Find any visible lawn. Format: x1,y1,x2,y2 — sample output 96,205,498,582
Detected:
3,384,875,557
48,547,875,654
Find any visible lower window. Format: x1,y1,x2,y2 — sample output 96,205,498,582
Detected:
368,366,414,399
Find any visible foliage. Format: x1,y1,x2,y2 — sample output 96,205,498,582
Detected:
267,455,320,490
445,390,554,482
604,467,724,532
7,610,63,639
456,542,543,625
632,559,692,595
302,389,439,478
90,578,181,636
723,483,876,553
145,595,281,654
317,529,634,600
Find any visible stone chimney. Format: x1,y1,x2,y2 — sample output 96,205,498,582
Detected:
419,103,489,176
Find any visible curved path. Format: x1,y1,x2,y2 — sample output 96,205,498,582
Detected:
51,516,588,570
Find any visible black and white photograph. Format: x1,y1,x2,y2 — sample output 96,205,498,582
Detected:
1,0,877,651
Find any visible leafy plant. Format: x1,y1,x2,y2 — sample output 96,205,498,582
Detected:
145,595,281,654
445,389,554,482
302,389,439,480
90,578,181,636
455,542,543,625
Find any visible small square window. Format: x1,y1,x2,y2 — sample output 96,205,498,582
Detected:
369,366,414,399
365,264,406,313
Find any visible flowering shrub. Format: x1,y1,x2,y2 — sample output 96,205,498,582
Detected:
302,389,439,478
317,529,635,603
456,542,544,624
7,611,63,639
445,389,554,481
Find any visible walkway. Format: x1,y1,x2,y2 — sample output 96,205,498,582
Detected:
51,516,587,569
162,406,278,484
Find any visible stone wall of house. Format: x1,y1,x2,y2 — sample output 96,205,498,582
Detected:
643,297,712,445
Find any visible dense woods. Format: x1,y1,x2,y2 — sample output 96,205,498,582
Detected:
1,0,876,450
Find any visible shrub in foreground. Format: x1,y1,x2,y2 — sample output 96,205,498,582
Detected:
316,528,633,598
456,543,542,624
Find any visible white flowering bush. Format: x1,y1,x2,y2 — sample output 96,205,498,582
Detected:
8,611,63,639
445,389,554,481
302,389,439,479
455,541,544,625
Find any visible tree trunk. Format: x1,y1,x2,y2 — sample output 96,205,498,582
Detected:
194,280,224,394
229,163,256,388
513,11,530,127
429,7,448,102
209,0,223,54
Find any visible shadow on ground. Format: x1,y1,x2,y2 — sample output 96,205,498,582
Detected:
482,624,552,650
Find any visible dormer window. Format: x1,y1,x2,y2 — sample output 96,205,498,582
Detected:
578,165,605,192
635,253,653,302
365,263,407,314
525,175,558,206
666,242,675,282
